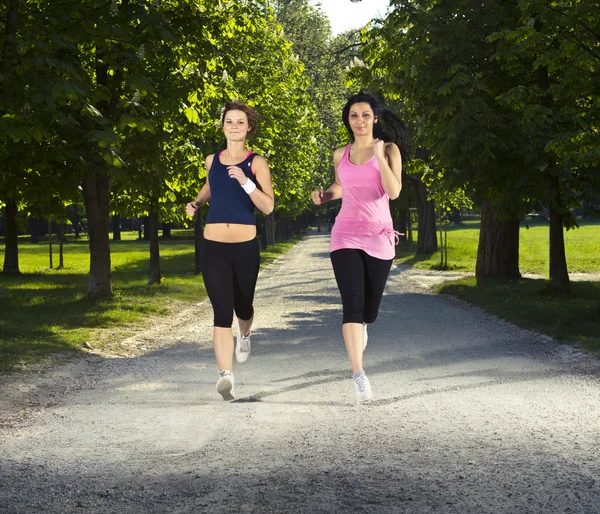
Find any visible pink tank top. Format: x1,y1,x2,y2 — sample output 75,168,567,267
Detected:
329,145,398,260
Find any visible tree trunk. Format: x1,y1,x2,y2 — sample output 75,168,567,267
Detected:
451,207,462,225
258,215,268,250
143,215,150,240
1,4,21,275
415,180,437,254
266,212,275,246
148,204,161,285
1,1,19,78
408,150,437,253
438,212,444,269
48,218,53,269
397,208,408,242
2,200,20,275
80,30,124,296
194,209,204,275
82,173,112,297
475,199,521,279
58,221,64,269
73,206,81,238
29,218,42,243
112,214,121,241
549,207,570,292
161,223,172,239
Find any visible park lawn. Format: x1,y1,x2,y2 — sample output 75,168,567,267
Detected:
436,277,600,356
399,220,599,356
0,231,299,370
395,220,600,276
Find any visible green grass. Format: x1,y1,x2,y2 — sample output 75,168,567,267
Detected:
436,277,600,356
399,219,600,356
395,220,600,276
0,230,300,370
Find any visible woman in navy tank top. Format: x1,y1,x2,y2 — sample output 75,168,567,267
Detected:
186,102,274,401
312,92,407,403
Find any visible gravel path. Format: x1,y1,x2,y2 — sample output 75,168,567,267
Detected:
1,233,599,514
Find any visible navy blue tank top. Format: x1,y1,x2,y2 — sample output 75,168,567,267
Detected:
205,152,258,226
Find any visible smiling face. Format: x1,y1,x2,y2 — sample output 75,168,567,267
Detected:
348,102,377,137
222,109,251,142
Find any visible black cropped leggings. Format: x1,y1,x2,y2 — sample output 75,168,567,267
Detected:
330,249,393,325
202,238,260,328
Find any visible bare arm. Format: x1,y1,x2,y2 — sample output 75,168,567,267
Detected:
249,155,275,215
375,141,402,199
227,155,274,215
311,147,344,205
185,155,213,217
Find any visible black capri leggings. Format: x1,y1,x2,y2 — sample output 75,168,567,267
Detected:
330,248,393,325
202,238,260,328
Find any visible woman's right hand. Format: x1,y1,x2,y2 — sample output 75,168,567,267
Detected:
186,201,199,217
311,189,325,206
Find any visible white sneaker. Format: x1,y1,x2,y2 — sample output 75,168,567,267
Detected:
354,373,372,403
363,324,368,351
216,370,235,401
235,321,251,363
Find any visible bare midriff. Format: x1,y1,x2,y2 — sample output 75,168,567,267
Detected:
204,223,257,243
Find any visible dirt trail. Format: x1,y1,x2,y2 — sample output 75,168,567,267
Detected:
1,233,599,514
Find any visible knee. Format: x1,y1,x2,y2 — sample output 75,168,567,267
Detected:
234,306,254,323
214,310,234,328
342,311,364,324
364,312,379,325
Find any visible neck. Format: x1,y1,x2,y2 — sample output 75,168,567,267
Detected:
223,141,248,158
352,134,374,148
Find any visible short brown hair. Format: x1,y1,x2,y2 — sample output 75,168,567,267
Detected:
221,101,259,133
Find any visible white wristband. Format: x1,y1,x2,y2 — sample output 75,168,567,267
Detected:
242,179,256,194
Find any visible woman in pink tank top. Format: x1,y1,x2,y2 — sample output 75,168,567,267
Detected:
311,91,406,403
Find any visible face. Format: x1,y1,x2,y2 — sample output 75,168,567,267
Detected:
222,109,251,141
348,102,377,136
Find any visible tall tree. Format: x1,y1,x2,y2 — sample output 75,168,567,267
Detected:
489,1,600,291
273,0,353,208
358,0,536,275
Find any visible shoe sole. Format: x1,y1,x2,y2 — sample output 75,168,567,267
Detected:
217,380,235,401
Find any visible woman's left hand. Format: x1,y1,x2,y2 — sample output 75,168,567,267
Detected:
372,138,385,159
227,165,248,185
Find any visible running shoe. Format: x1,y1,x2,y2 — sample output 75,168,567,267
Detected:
216,370,235,401
354,373,373,403
235,321,251,363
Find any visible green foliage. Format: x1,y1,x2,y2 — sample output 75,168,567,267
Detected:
273,1,365,203
0,0,328,217
1,0,332,285
488,0,600,223
350,0,600,280
418,159,473,215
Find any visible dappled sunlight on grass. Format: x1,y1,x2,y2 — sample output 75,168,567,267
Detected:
396,220,599,275
0,232,301,369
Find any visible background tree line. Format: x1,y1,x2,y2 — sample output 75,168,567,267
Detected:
2,0,598,298
0,0,358,296
351,0,600,292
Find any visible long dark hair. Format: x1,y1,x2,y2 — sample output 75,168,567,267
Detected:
342,90,409,161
